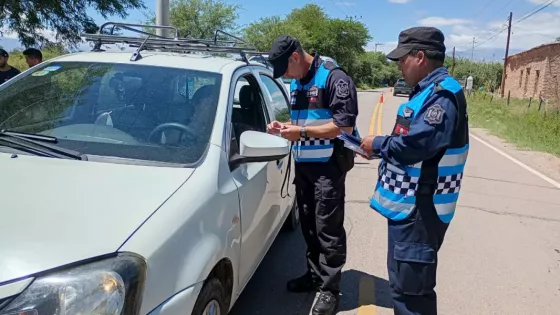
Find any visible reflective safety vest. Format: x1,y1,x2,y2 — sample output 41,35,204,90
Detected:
369,75,469,223
289,60,338,163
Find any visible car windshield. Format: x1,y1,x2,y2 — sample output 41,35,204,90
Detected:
0,61,222,165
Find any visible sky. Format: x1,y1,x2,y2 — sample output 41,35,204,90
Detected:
1,0,559,61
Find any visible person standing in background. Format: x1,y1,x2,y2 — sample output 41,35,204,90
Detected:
0,49,21,84
23,48,43,68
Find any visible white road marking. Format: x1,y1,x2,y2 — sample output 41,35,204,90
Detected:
470,133,560,189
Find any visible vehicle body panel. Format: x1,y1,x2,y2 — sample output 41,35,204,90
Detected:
0,153,193,284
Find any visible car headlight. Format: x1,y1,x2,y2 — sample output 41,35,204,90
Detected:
0,253,147,315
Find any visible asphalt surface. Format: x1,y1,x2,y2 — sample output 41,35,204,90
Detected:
229,88,560,315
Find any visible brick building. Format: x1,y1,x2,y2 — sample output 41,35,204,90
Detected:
503,42,560,101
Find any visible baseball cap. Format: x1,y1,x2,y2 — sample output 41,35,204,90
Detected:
0,49,8,58
267,35,301,79
386,27,446,61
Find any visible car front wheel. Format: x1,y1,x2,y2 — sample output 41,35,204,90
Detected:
191,278,227,315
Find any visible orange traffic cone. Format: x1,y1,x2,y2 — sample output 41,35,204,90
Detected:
380,93,384,103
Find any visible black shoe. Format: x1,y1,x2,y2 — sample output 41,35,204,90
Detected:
312,291,339,315
287,273,321,293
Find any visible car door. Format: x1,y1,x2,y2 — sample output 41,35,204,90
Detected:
228,67,284,289
255,71,296,225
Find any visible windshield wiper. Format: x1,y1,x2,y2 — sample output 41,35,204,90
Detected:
0,130,86,160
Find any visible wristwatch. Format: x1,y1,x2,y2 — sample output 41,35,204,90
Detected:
300,127,307,138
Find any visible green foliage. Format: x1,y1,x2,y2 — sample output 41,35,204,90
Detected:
143,0,241,39
7,46,70,73
0,0,145,48
444,57,503,90
243,4,372,82
354,51,401,89
467,91,560,156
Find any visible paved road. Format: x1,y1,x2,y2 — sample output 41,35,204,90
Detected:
229,88,560,315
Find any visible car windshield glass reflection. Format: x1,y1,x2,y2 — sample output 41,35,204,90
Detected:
0,62,222,165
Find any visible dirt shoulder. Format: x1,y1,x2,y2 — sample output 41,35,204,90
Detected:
470,127,560,184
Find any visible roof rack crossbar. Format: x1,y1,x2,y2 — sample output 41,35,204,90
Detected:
84,33,256,46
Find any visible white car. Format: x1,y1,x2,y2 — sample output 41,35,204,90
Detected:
0,27,299,315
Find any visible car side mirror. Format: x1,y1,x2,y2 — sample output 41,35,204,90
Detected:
229,130,289,169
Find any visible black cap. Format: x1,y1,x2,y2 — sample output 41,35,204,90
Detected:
386,27,446,61
267,35,301,79
0,49,8,58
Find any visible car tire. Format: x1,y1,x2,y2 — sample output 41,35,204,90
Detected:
191,278,227,315
393,91,397,96
283,197,300,231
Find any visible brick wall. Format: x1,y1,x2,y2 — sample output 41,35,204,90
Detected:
503,43,560,102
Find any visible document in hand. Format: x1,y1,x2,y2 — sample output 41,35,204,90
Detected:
337,130,380,159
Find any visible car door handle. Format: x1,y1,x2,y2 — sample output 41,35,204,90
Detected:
276,159,283,170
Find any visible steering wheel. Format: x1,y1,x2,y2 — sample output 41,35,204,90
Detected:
148,122,196,145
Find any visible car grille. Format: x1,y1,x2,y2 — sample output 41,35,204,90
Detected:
0,296,14,311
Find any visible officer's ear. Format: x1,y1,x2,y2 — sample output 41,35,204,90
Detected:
291,51,300,64
416,50,428,65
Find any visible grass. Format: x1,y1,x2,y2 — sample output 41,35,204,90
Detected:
467,91,560,157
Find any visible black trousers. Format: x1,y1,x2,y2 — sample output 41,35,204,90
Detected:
387,195,449,315
294,159,347,294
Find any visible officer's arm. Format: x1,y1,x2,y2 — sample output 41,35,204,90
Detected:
305,70,358,138
371,94,458,166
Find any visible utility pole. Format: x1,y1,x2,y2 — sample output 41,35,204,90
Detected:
451,47,456,76
156,0,170,38
374,43,384,52
471,37,475,61
500,12,513,98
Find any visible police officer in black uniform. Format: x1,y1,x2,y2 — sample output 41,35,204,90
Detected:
266,35,359,315
360,27,470,315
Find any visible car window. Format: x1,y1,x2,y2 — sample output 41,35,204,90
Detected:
259,74,290,123
0,61,222,165
229,73,269,160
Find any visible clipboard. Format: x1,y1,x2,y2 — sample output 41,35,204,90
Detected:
337,130,381,159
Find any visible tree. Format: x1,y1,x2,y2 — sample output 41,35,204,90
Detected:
444,56,502,89
0,0,146,48
243,4,371,80
143,0,241,39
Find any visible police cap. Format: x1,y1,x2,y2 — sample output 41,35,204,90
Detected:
386,27,446,61
267,35,302,79
0,48,8,58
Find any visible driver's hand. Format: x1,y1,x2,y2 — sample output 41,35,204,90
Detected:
267,120,284,135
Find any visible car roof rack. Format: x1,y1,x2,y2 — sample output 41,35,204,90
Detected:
81,22,265,64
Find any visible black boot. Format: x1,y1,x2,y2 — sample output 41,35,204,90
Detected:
286,273,321,293
312,291,339,315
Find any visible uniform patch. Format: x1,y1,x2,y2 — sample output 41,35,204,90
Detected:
403,106,414,118
393,123,409,135
335,79,350,98
307,86,319,97
424,104,445,125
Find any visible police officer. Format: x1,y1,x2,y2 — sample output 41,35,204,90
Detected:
360,27,469,315
266,35,358,315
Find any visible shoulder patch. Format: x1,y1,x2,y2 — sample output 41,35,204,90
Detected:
403,106,414,118
424,104,445,125
335,78,350,98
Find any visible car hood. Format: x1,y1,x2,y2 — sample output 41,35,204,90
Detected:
0,153,194,284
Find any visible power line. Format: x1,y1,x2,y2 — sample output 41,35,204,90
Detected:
513,0,558,25
466,0,558,51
